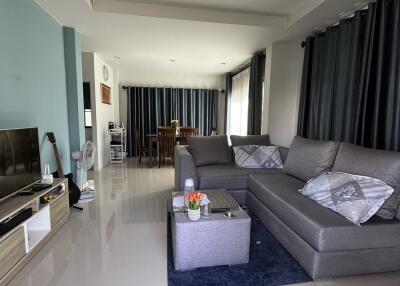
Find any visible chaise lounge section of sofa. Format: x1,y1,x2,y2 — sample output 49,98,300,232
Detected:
175,135,400,279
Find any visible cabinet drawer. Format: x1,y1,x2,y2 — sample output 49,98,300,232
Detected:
0,227,25,279
50,193,69,229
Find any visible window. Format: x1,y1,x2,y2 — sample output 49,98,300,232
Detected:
229,67,250,136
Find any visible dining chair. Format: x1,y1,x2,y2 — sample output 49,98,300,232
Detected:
158,127,177,168
134,129,154,163
179,127,198,145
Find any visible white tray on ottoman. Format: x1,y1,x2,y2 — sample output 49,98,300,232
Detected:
171,189,251,270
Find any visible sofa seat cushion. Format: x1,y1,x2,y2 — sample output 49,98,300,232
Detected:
197,165,281,190
248,173,400,252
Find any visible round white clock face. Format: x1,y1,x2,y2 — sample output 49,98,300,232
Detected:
103,65,109,81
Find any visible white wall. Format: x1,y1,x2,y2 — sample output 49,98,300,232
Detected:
113,67,120,125
82,52,97,149
262,43,304,147
93,53,115,170
82,52,116,170
261,47,272,134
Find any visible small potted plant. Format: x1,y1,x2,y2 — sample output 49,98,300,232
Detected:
186,192,205,221
171,119,180,135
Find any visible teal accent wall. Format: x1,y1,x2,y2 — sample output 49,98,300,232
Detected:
63,26,85,180
0,0,71,173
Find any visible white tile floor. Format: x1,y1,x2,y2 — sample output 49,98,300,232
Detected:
7,159,400,286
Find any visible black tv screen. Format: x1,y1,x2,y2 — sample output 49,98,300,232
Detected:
0,128,41,201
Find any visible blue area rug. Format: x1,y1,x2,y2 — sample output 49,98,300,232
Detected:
168,212,312,286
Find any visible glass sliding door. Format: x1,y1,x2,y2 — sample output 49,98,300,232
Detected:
229,67,250,136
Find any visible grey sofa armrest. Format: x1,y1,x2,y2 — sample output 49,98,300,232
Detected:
175,145,199,192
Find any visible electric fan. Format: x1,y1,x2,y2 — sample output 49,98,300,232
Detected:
72,141,96,191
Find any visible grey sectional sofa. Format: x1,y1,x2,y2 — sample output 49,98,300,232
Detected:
175,135,400,279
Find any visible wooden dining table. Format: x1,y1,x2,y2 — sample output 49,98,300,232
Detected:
147,134,183,168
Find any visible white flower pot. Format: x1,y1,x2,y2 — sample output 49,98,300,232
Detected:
188,208,201,221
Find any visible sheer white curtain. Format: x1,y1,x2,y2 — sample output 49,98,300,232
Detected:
229,67,250,136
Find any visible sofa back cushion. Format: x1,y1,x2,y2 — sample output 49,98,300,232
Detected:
283,136,340,181
397,206,400,220
230,134,270,147
332,143,400,220
332,142,400,190
278,146,289,164
377,191,400,220
188,135,233,167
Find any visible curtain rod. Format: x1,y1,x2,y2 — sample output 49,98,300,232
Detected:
314,1,371,33
229,49,266,76
230,60,251,77
121,85,223,92
301,1,371,48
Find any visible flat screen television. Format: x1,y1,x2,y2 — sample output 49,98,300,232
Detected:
0,128,41,201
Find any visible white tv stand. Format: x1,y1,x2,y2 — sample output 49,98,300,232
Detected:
0,178,69,285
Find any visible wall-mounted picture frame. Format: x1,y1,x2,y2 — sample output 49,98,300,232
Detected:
101,83,111,105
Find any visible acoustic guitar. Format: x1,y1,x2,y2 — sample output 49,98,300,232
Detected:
46,132,81,208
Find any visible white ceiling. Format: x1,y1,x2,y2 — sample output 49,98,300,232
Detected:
35,0,365,85
117,0,311,16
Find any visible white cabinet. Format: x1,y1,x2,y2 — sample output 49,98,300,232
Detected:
24,206,51,253
109,128,127,163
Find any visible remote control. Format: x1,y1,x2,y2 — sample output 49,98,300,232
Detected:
211,208,228,213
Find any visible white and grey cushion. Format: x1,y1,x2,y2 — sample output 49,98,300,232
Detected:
233,145,283,169
300,172,395,225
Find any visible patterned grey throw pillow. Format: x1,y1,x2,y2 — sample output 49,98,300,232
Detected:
300,172,394,225
233,145,283,169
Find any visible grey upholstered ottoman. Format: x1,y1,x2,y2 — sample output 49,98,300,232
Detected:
171,190,251,270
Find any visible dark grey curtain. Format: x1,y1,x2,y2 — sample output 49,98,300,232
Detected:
224,73,232,133
248,52,265,135
298,0,400,151
127,87,218,156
